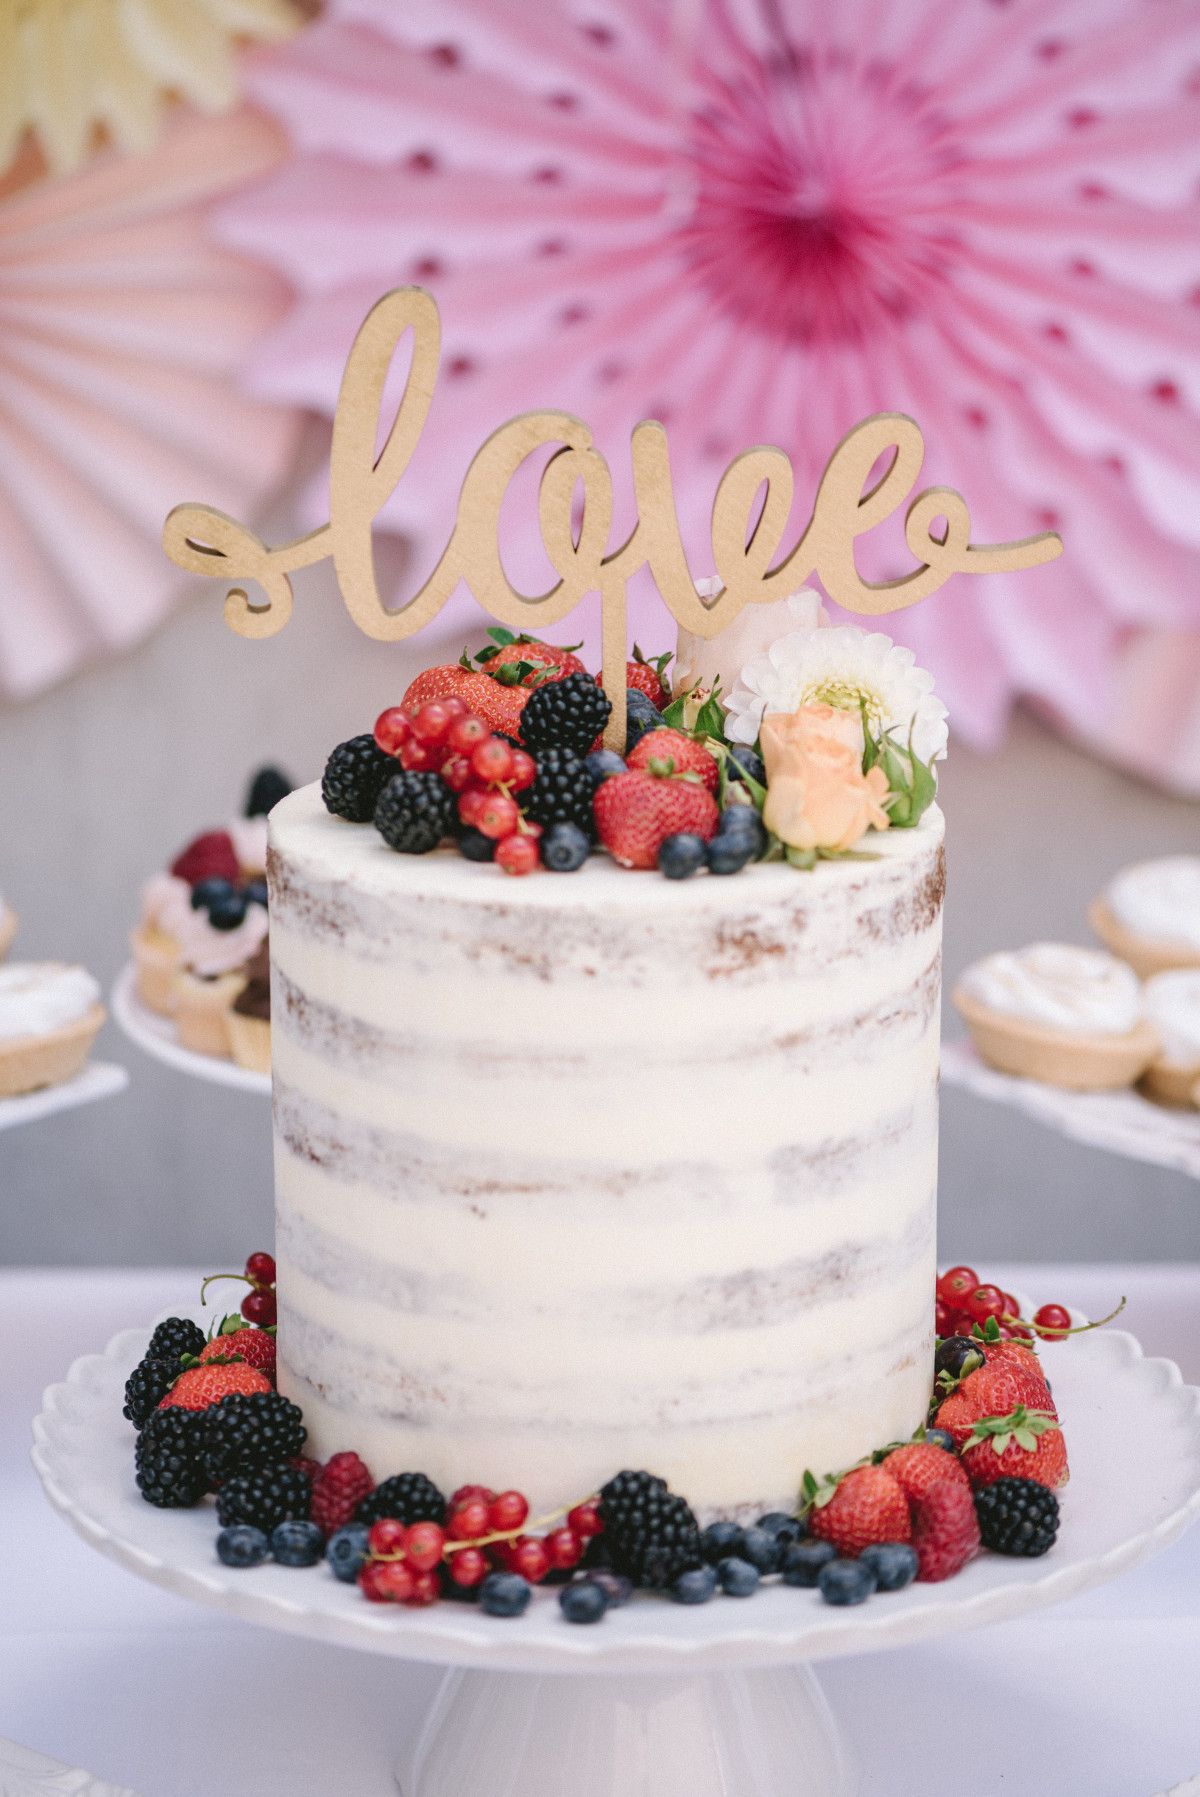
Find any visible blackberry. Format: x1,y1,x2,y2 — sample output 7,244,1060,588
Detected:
134,1407,207,1508
216,1463,312,1533
520,672,611,756
523,748,595,838
147,1316,205,1365
597,1470,702,1589
201,1391,307,1487
974,1478,1059,1557
245,765,292,817
123,1356,179,1429
374,770,454,854
356,1472,447,1528
322,734,396,822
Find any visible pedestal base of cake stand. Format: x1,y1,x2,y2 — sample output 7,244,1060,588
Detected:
397,1663,848,1797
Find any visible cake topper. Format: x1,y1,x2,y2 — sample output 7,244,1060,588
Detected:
162,286,1062,752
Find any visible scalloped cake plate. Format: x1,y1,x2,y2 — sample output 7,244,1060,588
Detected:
111,965,269,1097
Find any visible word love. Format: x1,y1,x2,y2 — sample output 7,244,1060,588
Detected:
162,286,1062,751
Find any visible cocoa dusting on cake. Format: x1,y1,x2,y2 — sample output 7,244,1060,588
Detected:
860,844,946,944
706,919,790,977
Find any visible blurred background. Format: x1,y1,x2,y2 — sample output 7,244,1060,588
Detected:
1,0,1197,1266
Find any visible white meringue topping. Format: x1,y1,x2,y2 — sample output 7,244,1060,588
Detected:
1142,970,1200,1067
0,962,100,1041
1106,857,1200,952
960,943,1142,1036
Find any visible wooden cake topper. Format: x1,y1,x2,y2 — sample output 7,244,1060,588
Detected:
163,286,1062,751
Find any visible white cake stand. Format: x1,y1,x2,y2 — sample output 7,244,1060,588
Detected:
943,1039,1200,1180
110,964,269,1097
0,1061,128,1132
32,1320,1200,1797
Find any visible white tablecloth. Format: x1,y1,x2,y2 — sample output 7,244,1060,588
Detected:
3,1266,1198,1797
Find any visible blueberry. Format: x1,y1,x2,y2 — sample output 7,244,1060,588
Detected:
780,1539,837,1587
717,1556,760,1597
858,1542,918,1592
457,826,496,863
624,688,661,752
480,1571,532,1618
207,889,249,931
817,1558,877,1606
244,878,269,908
585,749,627,786
726,745,766,787
934,1336,985,1383
737,1526,782,1575
924,1427,958,1455
715,809,766,854
559,1580,609,1624
326,1523,370,1584
542,821,591,872
706,836,756,876
658,832,707,880
672,1564,718,1604
700,1519,743,1565
216,1524,269,1569
758,1511,807,1546
587,1570,633,1608
271,1520,325,1567
191,877,233,911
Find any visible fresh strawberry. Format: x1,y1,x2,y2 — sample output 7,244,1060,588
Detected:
401,665,530,740
911,1479,980,1582
958,1407,1069,1492
938,1360,1056,1438
627,728,720,794
807,1465,912,1557
158,1360,272,1412
982,1339,1051,1400
170,830,240,887
593,767,719,869
883,1441,969,1507
198,1327,276,1378
311,1451,375,1537
625,645,673,710
478,635,587,687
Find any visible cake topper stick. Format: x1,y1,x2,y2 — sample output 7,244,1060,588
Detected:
163,286,1062,753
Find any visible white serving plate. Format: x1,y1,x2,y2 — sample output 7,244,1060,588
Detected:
110,964,269,1097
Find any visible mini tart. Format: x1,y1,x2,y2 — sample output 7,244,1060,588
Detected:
227,1010,270,1075
1140,1055,1200,1108
952,983,1160,1091
130,921,182,1015
1088,896,1200,981
0,906,17,962
172,969,246,1059
0,1002,105,1098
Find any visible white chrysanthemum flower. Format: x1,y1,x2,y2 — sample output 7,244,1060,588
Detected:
724,626,949,766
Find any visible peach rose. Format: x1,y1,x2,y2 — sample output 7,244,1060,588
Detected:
761,707,891,853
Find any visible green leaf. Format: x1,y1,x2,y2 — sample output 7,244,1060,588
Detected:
694,693,727,741
487,627,517,646
785,844,818,870
661,695,687,730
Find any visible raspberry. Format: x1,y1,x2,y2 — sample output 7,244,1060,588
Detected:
170,831,240,887
912,1479,981,1582
373,770,455,853
311,1452,375,1538
322,735,397,822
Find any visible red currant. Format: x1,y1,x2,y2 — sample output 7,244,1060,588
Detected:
407,1570,441,1606
358,1561,397,1603
381,1561,418,1602
368,1519,408,1558
374,707,412,756
458,789,487,828
412,701,455,745
497,834,539,875
400,738,437,772
244,1252,276,1285
1033,1303,1072,1337
441,754,474,793
935,1299,953,1337
508,750,536,793
241,1288,276,1326
447,714,491,755
488,1491,529,1533
447,1547,488,1588
968,1283,1006,1323
937,1266,979,1304
566,1502,602,1540
440,696,469,722
544,1526,582,1571
477,793,519,840
471,737,515,784
404,1521,447,1573
448,1498,491,1541
450,1484,495,1509
510,1537,551,1584
1001,1291,1022,1322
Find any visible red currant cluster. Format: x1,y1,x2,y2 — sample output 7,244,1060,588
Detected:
358,1484,604,1606
936,1266,1071,1341
200,1251,277,1328
375,699,541,875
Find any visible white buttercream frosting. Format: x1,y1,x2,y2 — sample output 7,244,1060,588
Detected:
139,871,267,976
1106,857,1200,952
1143,970,1200,1067
960,943,1142,1035
0,963,100,1040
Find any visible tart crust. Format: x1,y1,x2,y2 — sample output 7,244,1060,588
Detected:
1140,1055,1200,1108
1089,896,1200,981
172,970,246,1059
0,907,17,962
0,1002,105,1098
952,983,1160,1091
227,1010,270,1075
130,923,182,1015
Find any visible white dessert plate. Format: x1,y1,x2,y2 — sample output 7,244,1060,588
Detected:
0,1736,138,1797
0,1061,128,1133
31,1318,1200,1797
943,1038,1200,1180
110,964,269,1097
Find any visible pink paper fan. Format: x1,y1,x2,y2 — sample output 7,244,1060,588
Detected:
0,108,301,699
224,0,1200,792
